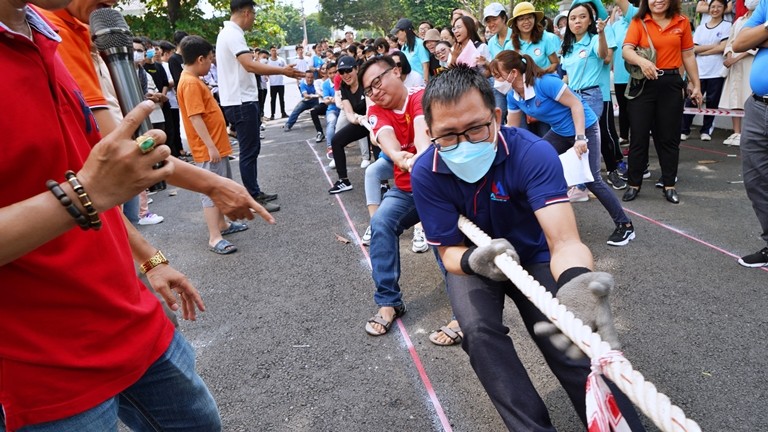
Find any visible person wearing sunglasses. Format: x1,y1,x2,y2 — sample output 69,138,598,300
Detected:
410,65,645,432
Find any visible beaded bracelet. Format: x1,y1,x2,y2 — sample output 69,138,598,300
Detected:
64,170,102,230
46,180,90,230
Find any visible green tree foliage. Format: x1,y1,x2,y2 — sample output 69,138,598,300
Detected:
319,0,405,33
398,0,458,29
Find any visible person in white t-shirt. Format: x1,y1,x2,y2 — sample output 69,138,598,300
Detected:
267,45,289,119
681,0,732,140
216,0,302,211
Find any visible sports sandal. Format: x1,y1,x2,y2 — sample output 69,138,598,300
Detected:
364,304,406,336
209,239,237,255
220,221,248,236
429,325,463,346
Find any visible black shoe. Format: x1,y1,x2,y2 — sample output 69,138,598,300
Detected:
622,187,640,202
255,191,278,202
738,247,768,267
606,223,636,246
269,116,275,121
281,113,289,118
663,188,679,204
256,199,280,212
329,178,353,194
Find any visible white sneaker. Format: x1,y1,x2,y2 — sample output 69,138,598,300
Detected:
567,186,589,203
138,213,164,225
701,133,712,141
329,159,336,169
147,198,153,204
724,133,740,146
411,227,429,253
361,225,372,246
680,133,688,141
360,159,371,169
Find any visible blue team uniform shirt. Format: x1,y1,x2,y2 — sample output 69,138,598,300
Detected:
745,0,768,96
322,79,339,112
561,33,604,91
411,127,570,266
401,38,430,77
299,79,318,97
517,31,561,69
598,26,617,101
506,74,598,136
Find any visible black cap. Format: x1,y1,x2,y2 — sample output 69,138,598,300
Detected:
390,18,413,35
337,55,356,71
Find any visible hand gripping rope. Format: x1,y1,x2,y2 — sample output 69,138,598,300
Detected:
457,215,702,432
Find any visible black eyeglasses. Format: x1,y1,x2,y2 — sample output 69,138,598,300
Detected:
134,48,145,52
393,61,401,66
431,118,494,152
363,67,393,97
339,68,354,75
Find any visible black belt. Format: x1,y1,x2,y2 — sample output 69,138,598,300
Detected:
657,68,680,76
753,94,768,104
573,85,600,94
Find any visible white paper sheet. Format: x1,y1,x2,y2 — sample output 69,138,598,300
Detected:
558,148,594,186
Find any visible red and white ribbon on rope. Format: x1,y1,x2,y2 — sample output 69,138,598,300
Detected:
587,351,631,432
683,107,744,117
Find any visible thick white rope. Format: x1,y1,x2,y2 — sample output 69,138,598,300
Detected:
457,215,701,432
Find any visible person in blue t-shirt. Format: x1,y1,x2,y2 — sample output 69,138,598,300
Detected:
391,18,430,80
490,51,635,246
283,70,320,131
411,65,645,431
732,0,768,267
310,62,341,150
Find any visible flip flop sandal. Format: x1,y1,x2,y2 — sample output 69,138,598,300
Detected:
364,304,407,336
428,325,463,346
209,239,237,254
221,221,248,236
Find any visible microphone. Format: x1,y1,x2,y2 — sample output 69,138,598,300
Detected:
89,8,152,136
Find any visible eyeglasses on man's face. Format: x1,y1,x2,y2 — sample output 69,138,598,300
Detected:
363,67,393,97
431,117,494,152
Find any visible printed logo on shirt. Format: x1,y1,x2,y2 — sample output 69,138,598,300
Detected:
368,115,378,128
533,48,542,57
491,181,510,202
578,49,587,59
671,28,683,35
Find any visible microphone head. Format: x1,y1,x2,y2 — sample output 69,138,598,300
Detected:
89,8,133,51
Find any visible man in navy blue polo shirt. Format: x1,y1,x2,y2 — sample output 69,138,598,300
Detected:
411,66,644,431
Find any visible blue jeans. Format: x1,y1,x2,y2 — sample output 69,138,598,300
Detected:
6,331,220,432
364,157,394,206
285,98,319,129
575,86,603,119
370,188,420,307
493,86,508,126
325,110,338,149
224,102,262,198
446,264,644,431
543,124,631,225
122,194,139,224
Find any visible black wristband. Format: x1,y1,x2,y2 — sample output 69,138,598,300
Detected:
460,246,477,275
557,267,591,289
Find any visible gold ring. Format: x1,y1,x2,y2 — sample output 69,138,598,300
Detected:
136,135,156,154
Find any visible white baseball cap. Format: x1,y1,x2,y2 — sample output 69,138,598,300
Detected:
483,3,507,22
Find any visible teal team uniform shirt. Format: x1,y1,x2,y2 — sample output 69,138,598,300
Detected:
506,73,599,136
488,30,513,60
401,37,430,78
612,18,630,84
561,33,604,92
517,31,561,69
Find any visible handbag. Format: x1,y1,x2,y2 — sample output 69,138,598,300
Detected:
625,20,656,99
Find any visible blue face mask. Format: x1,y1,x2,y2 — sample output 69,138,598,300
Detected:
146,48,155,59
440,129,498,183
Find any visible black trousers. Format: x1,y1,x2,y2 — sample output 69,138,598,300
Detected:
681,77,726,135
626,74,686,188
258,88,267,119
331,122,370,179
310,103,327,132
269,85,286,117
614,83,630,140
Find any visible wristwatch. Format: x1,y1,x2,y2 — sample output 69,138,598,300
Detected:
575,134,589,143
139,250,169,274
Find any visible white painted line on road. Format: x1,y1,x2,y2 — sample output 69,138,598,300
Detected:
304,139,454,431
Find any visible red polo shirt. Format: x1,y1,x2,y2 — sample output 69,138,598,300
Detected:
0,8,173,430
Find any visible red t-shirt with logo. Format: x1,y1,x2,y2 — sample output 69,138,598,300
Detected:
0,9,174,430
368,87,424,193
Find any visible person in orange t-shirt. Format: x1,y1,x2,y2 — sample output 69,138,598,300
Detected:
177,35,246,255
621,0,703,205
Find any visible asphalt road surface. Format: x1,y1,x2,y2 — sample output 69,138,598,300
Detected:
136,82,767,432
